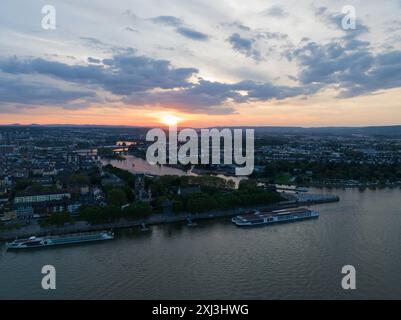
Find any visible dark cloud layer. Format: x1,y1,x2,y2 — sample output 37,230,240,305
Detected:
0,76,95,106
0,52,197,96
124,79,304,114
290,39,401,98
2,37,401,114
0,51,306,114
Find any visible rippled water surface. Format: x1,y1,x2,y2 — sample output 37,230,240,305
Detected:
1,188,401,299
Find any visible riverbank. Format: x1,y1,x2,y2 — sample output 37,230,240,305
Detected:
308,182,401,189
0,193,339,241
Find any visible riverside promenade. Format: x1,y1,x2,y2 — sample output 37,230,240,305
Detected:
0,193,339,241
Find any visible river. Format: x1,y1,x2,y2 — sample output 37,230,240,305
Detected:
100,154,246,187
1,187,401,299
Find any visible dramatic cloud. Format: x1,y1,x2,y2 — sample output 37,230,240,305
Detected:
222,18,292,62
151,15,209,41
124,80,239,114
227,33,262,61
0,51,307,114
0,51,198,95
3,31,401,114
314,6,370,39
290,40,401,98
0,76,96,106
232,80,306,100
176,27,209,41
273,6,401,98
124,79,305,114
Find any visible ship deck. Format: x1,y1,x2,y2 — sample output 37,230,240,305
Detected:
237,208,311,222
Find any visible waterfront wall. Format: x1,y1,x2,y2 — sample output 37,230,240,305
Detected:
0,193,339,241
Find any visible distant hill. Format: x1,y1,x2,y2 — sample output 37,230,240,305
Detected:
1,124,401,137
244,126,401,137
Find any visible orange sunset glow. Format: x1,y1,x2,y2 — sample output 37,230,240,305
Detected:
2,87,401,128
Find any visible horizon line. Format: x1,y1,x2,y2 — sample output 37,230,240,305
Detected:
1,123,401,129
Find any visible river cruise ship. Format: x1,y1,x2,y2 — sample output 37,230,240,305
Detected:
232,208,319,227
6,231,114,250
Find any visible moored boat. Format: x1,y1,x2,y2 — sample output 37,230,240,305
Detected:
6,231,114,250
232,208,319,227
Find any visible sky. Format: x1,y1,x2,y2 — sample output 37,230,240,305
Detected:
0,0,401,127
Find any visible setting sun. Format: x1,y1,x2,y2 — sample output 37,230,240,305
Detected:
160,114,181,126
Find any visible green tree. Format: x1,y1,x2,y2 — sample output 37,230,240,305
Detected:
172,200,184,213
15,179,33,191
68,174,90,185
39,212,74,227
106,188,128,206
239,179,258,192
124,202,153,219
